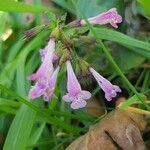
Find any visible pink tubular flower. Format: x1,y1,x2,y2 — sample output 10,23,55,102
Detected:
63,61,91,109
28,38,60,101
89,67,121,101
80,8,122,28
28,38,55,81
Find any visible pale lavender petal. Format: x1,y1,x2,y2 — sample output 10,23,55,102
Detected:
40,48,46,62
105,93,112,101
114,85,122,93
110,22,118,28
49,66,60,88
27,73,38,81
71,99,87,109
40,49,58,63
43,88,53,101
66,61,81,96
28,78,47,99
62,94,74,102
80,8,122,28
28,38,55,81
52,53,59,62
89,67,104,83
80,90,92,100
42,66,60,101
29,86,45,99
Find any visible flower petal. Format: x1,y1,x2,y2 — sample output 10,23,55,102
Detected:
62,94,73,102
40,48,46,62
105,93,112,101
71,99,87,109
114,85,121,93
80,90,91,100
27,73,38,81
66,60,81,96
49,66,60,88
29,84,46,99
43,88,53,101
43,66,60,101
28,38,55,81
28,76,48,99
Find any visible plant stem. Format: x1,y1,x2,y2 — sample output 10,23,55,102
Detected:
127,106,150,116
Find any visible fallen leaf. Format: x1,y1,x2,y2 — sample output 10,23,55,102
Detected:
66,109,146,150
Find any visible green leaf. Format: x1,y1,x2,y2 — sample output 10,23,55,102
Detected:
0,105,17,114
0,98,20,108
137,0,150,16
119,94,146,108
52,0,75,14
7,38,25,62
0,0,55,13
28,123,45,148
3,106,36,150
92,27,150,58
75,0,124,18
112,45,145,70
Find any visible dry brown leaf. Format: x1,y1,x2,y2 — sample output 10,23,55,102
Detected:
66,109,146,150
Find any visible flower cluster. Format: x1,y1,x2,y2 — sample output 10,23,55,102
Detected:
28,8,122,109
28,38,60,101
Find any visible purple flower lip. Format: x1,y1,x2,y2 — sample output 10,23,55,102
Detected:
80,8,122,28
89,67,121,101
62,60,91,109
28,66,60,101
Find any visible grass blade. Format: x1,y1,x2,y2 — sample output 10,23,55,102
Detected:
92,27,150,58
0,0,55,13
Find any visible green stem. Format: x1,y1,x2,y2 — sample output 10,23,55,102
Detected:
141,69,150,93
135,69,146,88
72,0,150,111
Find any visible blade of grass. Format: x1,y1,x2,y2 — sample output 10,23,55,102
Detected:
0,98,20,108
0,106,17,114
7,37,25,62
92,27,150,58
0,84,81,134
0,0,56,13
141,70,150,92
28,123,46,149
3,105,36,150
